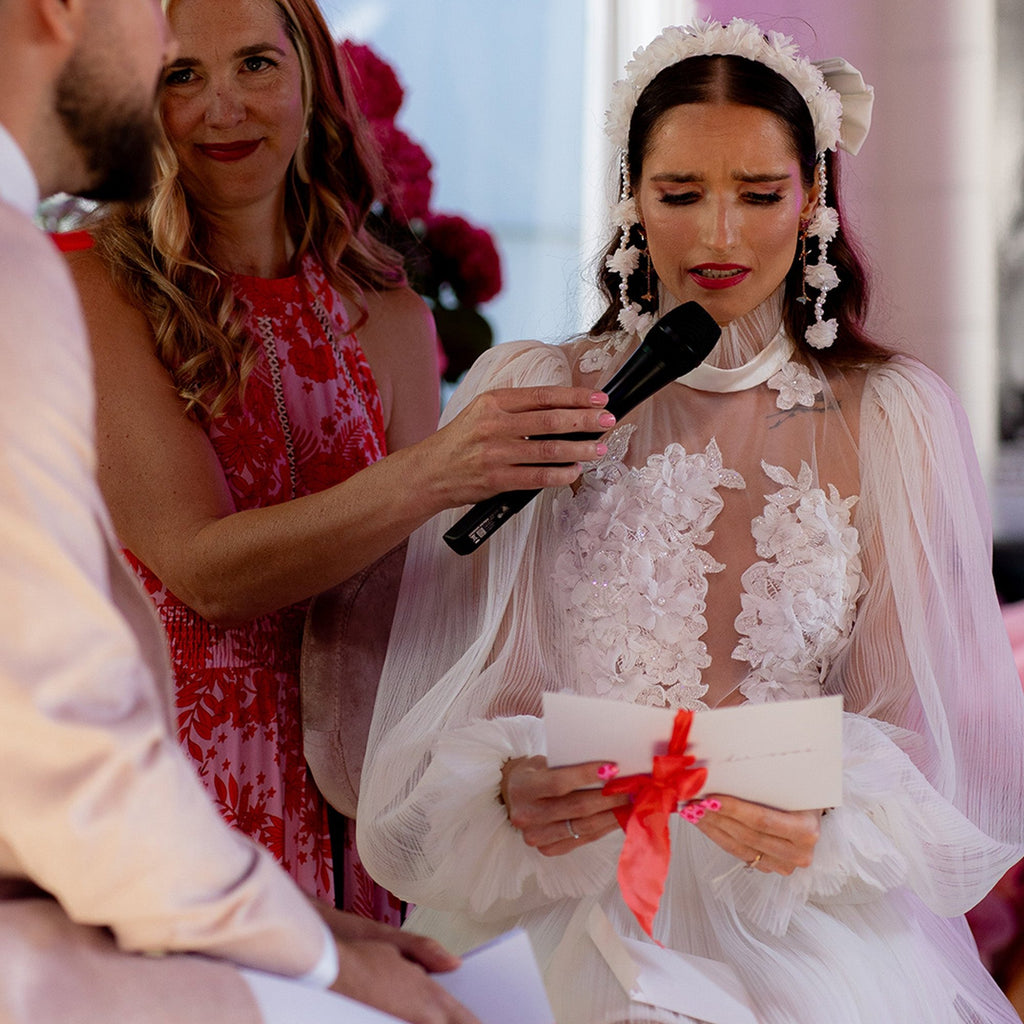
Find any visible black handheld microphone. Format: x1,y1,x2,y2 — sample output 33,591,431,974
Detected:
442,300,722,555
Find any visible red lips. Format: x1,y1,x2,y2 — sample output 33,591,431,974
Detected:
688,263,751,290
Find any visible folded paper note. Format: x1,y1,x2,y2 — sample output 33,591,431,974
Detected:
587,904,758,1024
543,692,843,811
433,927,554,1024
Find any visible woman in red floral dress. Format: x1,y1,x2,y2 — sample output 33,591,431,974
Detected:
123,257,393,903
66,0,610,915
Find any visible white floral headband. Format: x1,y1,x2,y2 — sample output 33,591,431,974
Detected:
605,18,874,349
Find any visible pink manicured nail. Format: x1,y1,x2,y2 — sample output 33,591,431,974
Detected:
597,763,619,781
598,412,616,428
590,391,608,405
700,798,721,812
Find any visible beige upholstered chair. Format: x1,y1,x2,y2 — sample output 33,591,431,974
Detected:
300,541,407,819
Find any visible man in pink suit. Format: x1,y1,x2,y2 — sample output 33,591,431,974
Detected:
0,1,477,1021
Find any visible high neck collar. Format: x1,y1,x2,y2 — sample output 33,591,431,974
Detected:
676,328,793,393
669,286,793,393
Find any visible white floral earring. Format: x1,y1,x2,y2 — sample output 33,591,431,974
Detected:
607,155,656,336
802,159,841,349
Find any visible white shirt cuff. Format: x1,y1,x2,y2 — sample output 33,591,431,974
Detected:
296,919,338,988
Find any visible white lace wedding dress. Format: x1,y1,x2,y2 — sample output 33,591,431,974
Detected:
358,289,1024,1023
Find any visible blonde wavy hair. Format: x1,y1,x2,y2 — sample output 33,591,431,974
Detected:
92,0,405,420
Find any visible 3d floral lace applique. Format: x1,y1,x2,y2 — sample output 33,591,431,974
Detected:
577,331,633,376
735,460,864,703
552,438,745,710
767,361,824,410
578,346,611,376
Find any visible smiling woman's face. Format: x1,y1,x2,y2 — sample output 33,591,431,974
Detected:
160,0,306,217
635,101,818,326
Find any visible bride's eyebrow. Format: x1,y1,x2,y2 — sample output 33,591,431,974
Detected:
649,172,702,183
647,171,790,183
734,171,790,183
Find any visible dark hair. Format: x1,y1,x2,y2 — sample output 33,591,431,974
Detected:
590,54,889,366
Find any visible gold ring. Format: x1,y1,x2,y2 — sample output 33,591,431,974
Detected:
745,851,763,870
566,819,581,841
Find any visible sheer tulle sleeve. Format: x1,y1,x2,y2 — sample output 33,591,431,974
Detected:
357,340,620,918
714,359,1024,934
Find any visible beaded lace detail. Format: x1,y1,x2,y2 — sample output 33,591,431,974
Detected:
550,439,863,708
561,290,862,706
551,437,744,710
736,460,863,702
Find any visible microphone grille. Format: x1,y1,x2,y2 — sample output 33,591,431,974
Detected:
644,302,721,377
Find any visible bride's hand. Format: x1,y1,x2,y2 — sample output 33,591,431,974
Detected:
500,756,629,856
689,794,823,874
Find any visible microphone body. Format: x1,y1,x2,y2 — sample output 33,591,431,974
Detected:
443,301,722,555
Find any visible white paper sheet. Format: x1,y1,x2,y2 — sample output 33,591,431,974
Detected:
433,928,554,1024
587,905,758,1024
543,692,843,810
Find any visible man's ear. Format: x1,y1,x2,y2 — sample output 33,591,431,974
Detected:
34,0,86,49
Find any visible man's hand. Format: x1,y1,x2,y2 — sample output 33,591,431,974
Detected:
331,939,479,1024
312,903,480,1023
314,905,461,973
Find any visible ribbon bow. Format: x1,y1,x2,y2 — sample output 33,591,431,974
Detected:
814,57,875,156
601,709,707,939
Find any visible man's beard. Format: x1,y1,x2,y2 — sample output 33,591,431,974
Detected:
55,55,160,203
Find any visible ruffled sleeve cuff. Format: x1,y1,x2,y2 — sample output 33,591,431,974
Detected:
418,715,621,921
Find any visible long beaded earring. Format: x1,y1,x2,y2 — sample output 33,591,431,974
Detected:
803,159,841,349
606,155,656,336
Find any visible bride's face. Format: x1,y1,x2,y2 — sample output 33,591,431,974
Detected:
635,101,818,326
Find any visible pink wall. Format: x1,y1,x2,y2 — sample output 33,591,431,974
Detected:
698,2,878,72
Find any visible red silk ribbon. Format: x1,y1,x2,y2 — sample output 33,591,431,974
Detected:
601,709,707,939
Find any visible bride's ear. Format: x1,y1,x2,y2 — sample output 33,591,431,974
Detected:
800,172,821,222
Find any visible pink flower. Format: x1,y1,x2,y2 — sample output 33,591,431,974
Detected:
423,213,502,306
333,41,503,311
371,120,433,220
337,40,404,121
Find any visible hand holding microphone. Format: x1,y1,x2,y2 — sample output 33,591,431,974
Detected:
443,301,721,554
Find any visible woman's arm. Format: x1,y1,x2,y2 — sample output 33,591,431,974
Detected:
69,251,614,626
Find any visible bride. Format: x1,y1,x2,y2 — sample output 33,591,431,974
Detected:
357,20,1024,1023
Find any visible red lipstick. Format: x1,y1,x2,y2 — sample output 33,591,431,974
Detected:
689,263,750,290
196,140,261,162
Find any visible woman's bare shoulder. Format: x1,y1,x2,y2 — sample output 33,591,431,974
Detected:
360,285,434,345
64,246,153,339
